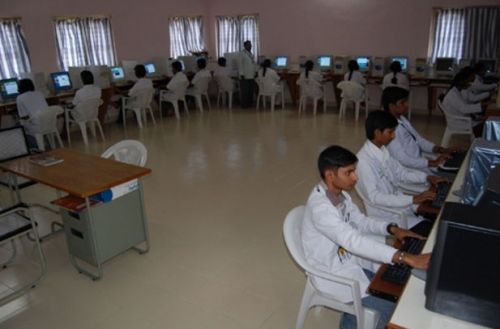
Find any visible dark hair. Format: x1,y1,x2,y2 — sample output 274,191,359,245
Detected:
18,79,35,93
365,110,398,140
244,40,251,46
382,87,409,112
318,145,358,180
305,60,314,79
218,57,226,66
261,59,271,77
134,64,146,78
473,62,486,75
390,61,402,84
172,61,183,72
80,70,94,85
347,60,359,80
450,66,475,91
197,58,207,69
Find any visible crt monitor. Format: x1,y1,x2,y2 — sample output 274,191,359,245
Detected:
50,71,72,92
144,63,156,75
0,78,19,100
274,56,288,69
356,56,371,72
477,59,496,74
435,57,455,73
391,56,408,71
110,66,125,81
316,55,332,70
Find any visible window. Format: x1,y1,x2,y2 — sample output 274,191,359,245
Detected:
216,15,260,60
0,18,31,79
430,7,500,62
168,16,205,59
54,16,117,70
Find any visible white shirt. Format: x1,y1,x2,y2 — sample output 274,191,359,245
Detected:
213,66,236,78
302,183,395,303
129,78,153,97
257,68,281,93
298,70,323,83
297,71,323,98
16,91,48,118
191,69,212,92
238,50,256,79
356,140,427,228
381,72,409,90
470,75,497,93
167,72,189,95
442,87,482,129
387,116,435,170
344,71,366,86
72,84,101,106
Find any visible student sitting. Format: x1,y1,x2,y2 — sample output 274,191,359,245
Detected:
302,145,429,329
381,61,409,91
257,59,281,91
462,62,497,103
442,67,487,137
383,87,453,173
344,60,366,86
213,57,236,78
189,58,211,92
16,78,48,121
165,61,189,96
296,60,323,98
128,64,153,97
356,111,446,228
72,70,101,107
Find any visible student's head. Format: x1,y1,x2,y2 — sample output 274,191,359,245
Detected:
365,110,398,146
317,145,359,191
172,61,183,74
134,64,147,78
18,79,35,94
197,58,207,70
243,40,252,51
473,62,487,77
451,66,475,90
218,57,226,67
348,60,359,72
261,59,271,76
390,61,402,74
80,70,94,85
382,87,409,117
304,60,314,78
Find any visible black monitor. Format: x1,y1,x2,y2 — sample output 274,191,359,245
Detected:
477,59,496,74
50,71,72,92
435,57,455,74
0,78,19,100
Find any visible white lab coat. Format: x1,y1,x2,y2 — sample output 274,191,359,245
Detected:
387,116,435,171
165,71,189,98
238,50,256,79
302,182,396,303
190,69,211,93
356,140,427,228
257,68,281,93
461,88,490,103
470,75,497,93
214,66,237,78
442,87,482,129
344,71,366,86
381,72,409,90
128,78,153,97
72,85,101,106
297,71,323,98
16,91,48,118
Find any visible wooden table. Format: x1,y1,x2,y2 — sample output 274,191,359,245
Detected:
0,148,152,280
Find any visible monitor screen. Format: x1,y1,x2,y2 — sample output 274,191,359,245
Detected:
435,58,455,72
477,59,496,73
0,78,19,100
111,66,125,80
391,57,408,71
274,56,288,68
144,63,156,75
356,56,370,71
317,56,332,69
50,72,72,92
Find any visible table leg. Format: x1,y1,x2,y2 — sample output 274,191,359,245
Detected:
132,180,150,254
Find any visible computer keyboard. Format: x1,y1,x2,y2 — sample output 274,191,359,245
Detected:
431,182,451,209
381,237,426,285
440,151,467,170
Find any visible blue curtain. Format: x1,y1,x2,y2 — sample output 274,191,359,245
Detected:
0,18,31,79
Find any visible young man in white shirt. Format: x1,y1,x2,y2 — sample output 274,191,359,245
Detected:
383,87,454,173
69,70,102,121
128,64,153,97
188,58,211,93
238,40,256,108
16,79,48,120
302,145,429,329
356,111,446,228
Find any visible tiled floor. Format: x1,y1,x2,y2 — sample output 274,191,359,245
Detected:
0,105,452,329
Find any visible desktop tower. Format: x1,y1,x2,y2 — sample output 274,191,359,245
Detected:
414,58,427,77
333,56,348,74
371,57,385,77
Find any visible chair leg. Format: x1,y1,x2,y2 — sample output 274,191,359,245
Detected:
355,102,360,121
134,109,143,128
296,279,315,329
47,134,56,149
95,120,105,141
89,121,97,137
205,93,211,110
313,99,317,116
34,134,45,151
122,107,127,130
172,101,180,120
281,91,285,110
78,122,89,146
54,130,64,148
256,95,261,110
228,93,233,110
323,96,327,113
148,106,156,124
65,113,71,146
196,95,204,113
271,96,275,112
441,129,452,147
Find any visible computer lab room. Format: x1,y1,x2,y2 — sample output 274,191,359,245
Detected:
0,0,499,328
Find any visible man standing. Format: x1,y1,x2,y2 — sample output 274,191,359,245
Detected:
238,40,256,108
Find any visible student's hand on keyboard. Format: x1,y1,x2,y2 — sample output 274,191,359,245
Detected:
413,190,436,204
428,154,450,167
392,227,426,242
403,253,431,270
427,175,449,187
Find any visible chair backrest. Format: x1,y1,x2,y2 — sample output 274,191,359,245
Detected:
298,78,323,98
437,100,473,132
337,81,365,101
129,88,154,109
73,98,102,122
257,76,280,94
0,126,30,162
215,75,235,92
193,76,211,94
101,139,148,167
27,106,63,134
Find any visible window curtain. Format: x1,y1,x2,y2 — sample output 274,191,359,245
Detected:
0,18,31,79
168,16,205,59
216,15,260,60
54,17,117,70
430,7,500,62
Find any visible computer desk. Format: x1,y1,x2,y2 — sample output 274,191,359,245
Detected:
387,151,489,329
0,148,152,281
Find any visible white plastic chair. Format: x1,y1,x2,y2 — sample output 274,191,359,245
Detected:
337,81,368,120
215,75,237,110
22,106,64,151
122,88,156,129
297,78,326,115
283,206,380,329
65,98,105,146
256,78,284,111
159,80,189,120
437,100,474,147
101,140,147,167
186,76,212,112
